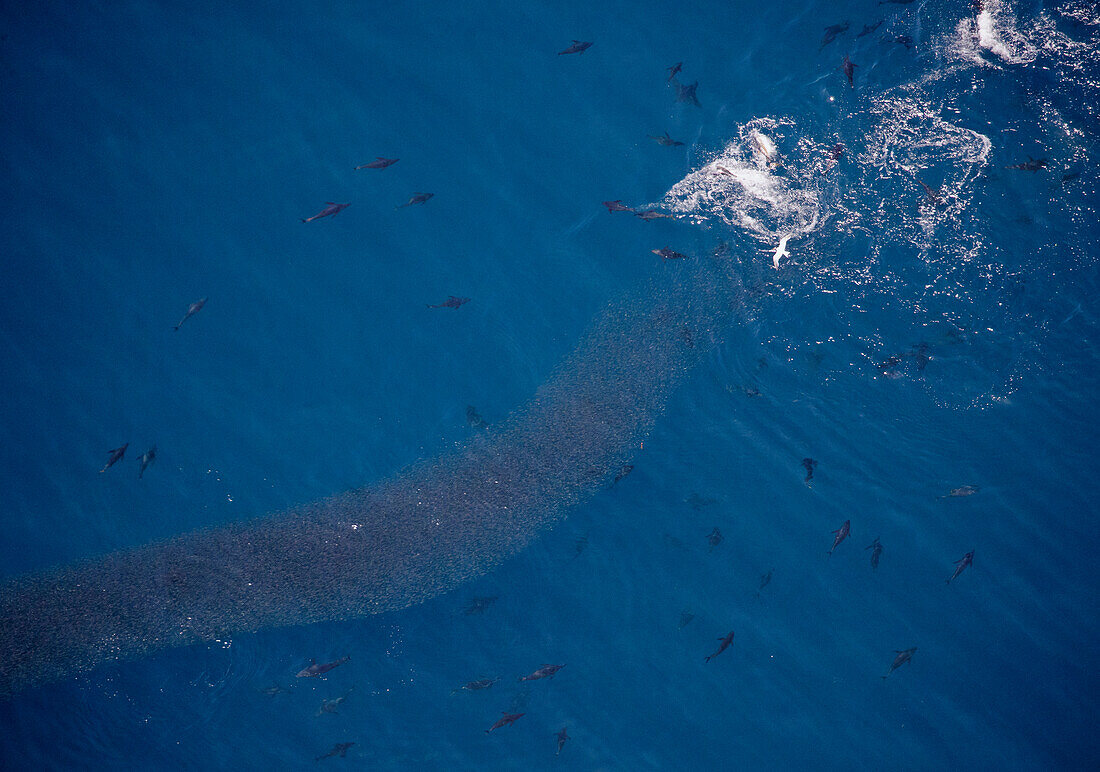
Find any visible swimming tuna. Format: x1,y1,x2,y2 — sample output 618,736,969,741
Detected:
466,405,487,428
296,655,350,678
750,130,779,167
485,712,525,733
755,569,773,599
707,527,724,551
397,192,433,208
652,247,687,260
801,457,817,483
635,209,673,221
706,631,735,662
941,485,979,498
857,20,883,38
1006,157,1048,171
613,464,634,484
354,157,398,170
558,40,593,55
174,297,207,331
828,520,850,555
555,727,569,755
317,689,352,715
882,647,917,679
315,743,354,761
99,443,129,473
946,551,974,584
842,55,857,88
452,677,499,695
463,596,497,615
520,664,565,681
427,296,470,309
301,202,349,223
667,62,683,82
820,22,850,50
138,445,156,479
675,81,701,107
603,200,634,213
866,538,883,570
649,132,684,147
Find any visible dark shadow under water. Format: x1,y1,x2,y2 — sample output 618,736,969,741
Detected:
0,246,745,698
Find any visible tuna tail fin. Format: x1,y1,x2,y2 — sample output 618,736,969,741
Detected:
704,655,711,663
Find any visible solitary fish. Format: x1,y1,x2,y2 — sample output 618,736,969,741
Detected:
315,743,355,761
354,157,398,170
652,247,687,260
138,445,156,479
570,533,589,560
260,684,286,697
452,677,499,695
301,202,349,223
679,610,695,628
466,405,487,428
828,520,850,556
99,443,129,473
174,297,207,331
1006,157,1048,171
296,655,350,678
755,569,773,599
820,21,850,50
857,20,883,38
771,234,792,270
557,40,592,55
882,648,917,679
666,62,683,82
520,664,565,682
706,631,735,662
317,689,353,716
555,727,569,756
801,457,817,483
893,34,914,50
685,493,717,510
842,55,857,88
941,485,979,498
603,200,634,213
397,192,433,208
635,209,673,221
485,712,525,733
866,538,883,570
675,81,701,107
913,175,944,207
427,296,470,309
463,596,498,615
649,132,684,147
613,464,634,484
946,551,974,584
707,527,723,550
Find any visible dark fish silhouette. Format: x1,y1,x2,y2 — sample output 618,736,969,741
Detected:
485,712,525,733
941,485,979,498
707,527,723,550
317,689,352,715
355,157,398,170
801,457,817,483
911,342,930,372
842,55,857,88
466,405,487,428
882,647,917,679
866,538,883,570
755,569,773,599
558,40,593,55
138,445,156,479
829,144,845,162
893,34,914,49
946,551,974,584
297,655,350,678
912,175,944,207
820,21,850,50
667,62,683,82
315,742,355,761
649,132,684,147
302,202,349,223
603,200,634,213
1062,172,1079,185
679,610,695,628
684,493,717,510
174,297,207,331
635,209,673,221
1006,157,1048,171
613,464,634,484
452,677,499,695
99,443,129,473
397,192,433,208
520,663,565,681
675,81,701,107
463,596,498,615
555,727,569,756
570,533,589,560
652,247,687,260
828,520,850,555
857,20,883,38
427,296,470,309
260,684,286,697
706,631,735,662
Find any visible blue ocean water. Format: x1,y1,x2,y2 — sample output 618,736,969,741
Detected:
1,0,1098,768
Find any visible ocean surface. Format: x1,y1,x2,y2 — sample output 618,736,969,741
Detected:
1,0,1098,768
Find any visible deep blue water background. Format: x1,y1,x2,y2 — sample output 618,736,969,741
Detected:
2,0,1099,769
